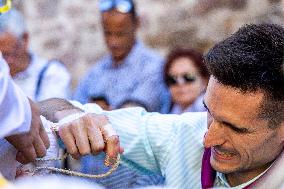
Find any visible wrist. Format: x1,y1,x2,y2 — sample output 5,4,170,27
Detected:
54,108,83,123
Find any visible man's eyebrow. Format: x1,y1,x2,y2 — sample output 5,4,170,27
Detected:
221,121,249,133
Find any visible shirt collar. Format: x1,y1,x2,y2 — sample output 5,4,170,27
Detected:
215,165,272,188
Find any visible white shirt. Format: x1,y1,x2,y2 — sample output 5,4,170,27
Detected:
0,56,32,179
0,55,31,138
13,53,71,101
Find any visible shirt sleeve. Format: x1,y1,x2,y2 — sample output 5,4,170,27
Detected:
0,56,32,138
79,102,207,177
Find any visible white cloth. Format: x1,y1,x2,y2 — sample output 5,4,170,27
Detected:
0,116,59,180
0,55,31,138
13,53,71,101
0,56,31,179
0,139,19,180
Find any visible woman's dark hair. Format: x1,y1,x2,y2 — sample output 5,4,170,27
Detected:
163,48,209,86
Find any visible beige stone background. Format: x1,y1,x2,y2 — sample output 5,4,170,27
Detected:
11,0,284,89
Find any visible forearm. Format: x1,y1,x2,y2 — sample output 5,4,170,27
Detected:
38,98,82,122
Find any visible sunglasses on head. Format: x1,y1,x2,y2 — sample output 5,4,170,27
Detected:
0,0,12,15
166,73,197,86
99,0,134,13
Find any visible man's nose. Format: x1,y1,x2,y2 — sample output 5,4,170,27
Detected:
203,120,226,148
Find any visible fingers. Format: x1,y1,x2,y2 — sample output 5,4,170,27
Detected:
105,135,121,158
16,145,37,164
33,136,47,158
39,124,50,149
16,152,29,164
58,113,123,161
58,124,79,159
31,123,50,158
71,120,91,156
100,123,122,158
86,118,105,154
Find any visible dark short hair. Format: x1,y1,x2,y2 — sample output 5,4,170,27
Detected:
164,48,209,86
205,23,284,127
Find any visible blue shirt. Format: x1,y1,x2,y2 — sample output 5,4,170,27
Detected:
73,41,169,112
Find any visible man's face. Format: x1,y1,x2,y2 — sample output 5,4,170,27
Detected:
0,32,28,76
101,10,137,63
203,77,284,176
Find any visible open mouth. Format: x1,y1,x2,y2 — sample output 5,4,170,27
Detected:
212,147,235,161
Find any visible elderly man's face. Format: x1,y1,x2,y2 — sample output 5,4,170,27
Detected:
203,77,284,180
0,32,28,76
101,10,137,63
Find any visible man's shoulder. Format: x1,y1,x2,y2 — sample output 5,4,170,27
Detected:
137,43,163,63
178,112,208,135
87,55,111,72
32,54,67,71
39,58,70,77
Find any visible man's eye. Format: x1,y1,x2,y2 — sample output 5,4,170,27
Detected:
231,126,248,134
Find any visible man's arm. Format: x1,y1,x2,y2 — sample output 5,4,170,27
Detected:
37,98,188,174
38,98,123,159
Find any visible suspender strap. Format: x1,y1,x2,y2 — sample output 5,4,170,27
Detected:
35,60,55,101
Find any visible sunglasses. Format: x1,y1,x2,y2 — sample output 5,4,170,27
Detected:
99,0,134,13
0,0,11,15
166,73,197,86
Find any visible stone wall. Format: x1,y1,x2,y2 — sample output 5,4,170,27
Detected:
12,0,284,88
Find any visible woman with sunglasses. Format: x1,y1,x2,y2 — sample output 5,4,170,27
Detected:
164,48,209,114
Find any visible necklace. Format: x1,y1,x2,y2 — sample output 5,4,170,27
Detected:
34,154,120,178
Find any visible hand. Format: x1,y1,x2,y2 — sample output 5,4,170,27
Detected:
6,100,50,164
57,113,123,160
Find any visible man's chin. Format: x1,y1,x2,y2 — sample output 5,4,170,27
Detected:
210,157,238,174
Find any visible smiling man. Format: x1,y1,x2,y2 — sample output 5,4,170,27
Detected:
41,23,284,189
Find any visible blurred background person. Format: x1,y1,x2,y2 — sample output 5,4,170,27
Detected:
74,0,165,188
0,9,71,101
164,48,209,114
74,0,169,113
